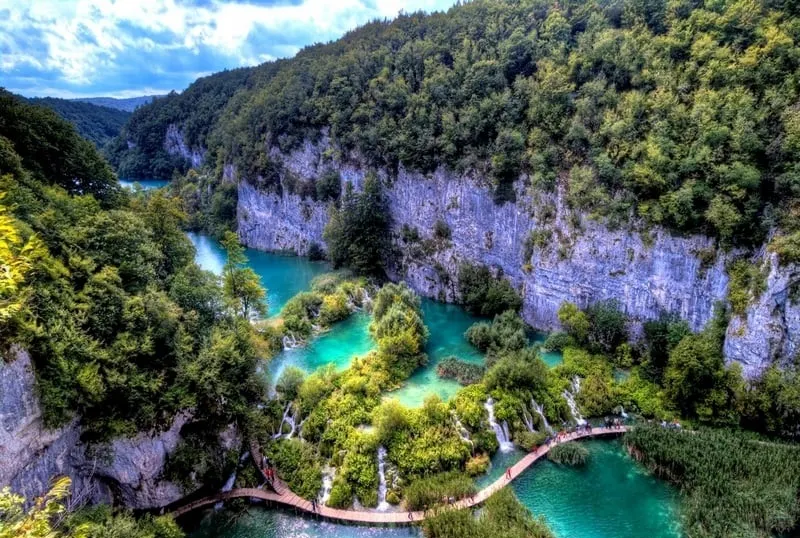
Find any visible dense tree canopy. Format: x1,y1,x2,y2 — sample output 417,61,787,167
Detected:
110,0,800,246
29,96,131,149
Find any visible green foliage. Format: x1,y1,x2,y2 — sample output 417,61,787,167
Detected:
108,1,800,245
29,97,130,149
0,91,120,206
641,313,691,384
726,259,767,316
458,264,521,317
221,231,267,318
370,282,429,382
515,431,547,452
464,453,490,476
465,310,527,359
329,433,380,507
557,302,590,343
403,471,476,511
266,439,323,500
422,487,554,538
65,504,183,538
316,169,342,202
770,231,800,266
276,367,305,402
542,332,573,352
547,443,589,466
436,357,485,385
0,96,264,439
168,169,238,237
0,476,71,538
741,366,800,440
625,425,800,538
484,348,548,393
558,300,628,353
323,175,390,275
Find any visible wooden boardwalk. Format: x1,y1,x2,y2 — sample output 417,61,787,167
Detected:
172,426,628,524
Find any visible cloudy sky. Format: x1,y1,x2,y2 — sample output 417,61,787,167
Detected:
0,0,456,99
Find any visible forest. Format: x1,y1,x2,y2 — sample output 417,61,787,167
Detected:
109,0,800,252
28,96,131,149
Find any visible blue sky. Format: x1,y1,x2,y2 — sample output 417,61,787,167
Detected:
0,0,457,99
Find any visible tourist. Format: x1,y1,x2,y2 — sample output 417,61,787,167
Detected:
408,512,413,521
506,468,512,479
311,498,317,512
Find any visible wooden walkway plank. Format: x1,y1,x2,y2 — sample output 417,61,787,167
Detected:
171,426,628,523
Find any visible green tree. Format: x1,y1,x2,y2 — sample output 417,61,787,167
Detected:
220,231,267,318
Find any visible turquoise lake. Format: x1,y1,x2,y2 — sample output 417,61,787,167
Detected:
185,234,681,538
119,178,170,190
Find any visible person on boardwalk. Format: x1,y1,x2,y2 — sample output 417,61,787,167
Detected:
408,512,413,521
505,467,512,480
311,498,317,512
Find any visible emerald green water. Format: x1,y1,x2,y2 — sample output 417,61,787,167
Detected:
119,178,170,190
188,232,330,316
512,440,681,538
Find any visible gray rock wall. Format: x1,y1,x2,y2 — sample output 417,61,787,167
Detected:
0,349,188,509
236,138,799,377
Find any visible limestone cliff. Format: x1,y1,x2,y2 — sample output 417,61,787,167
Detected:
236,138,799,377
0,349,188,509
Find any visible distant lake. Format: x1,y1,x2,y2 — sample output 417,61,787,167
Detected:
119,178,169,190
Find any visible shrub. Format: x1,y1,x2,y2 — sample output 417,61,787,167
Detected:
316,169,342,202
434,219,452,240
516,431,547,451
457,263,522,317
266,439,323,500
465,453,491,476
543,331,574,351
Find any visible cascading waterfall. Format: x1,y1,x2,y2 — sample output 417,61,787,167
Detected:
318,466,335,506
532,399,554,434
485,398,514,452
451,412,474,450
562,376,587,426
272,402,299,439
282,332,301,350
214,453,244,509
376,446,390,511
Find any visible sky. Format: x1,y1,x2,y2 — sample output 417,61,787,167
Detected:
0,0,457,99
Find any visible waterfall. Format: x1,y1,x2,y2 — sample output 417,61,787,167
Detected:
562,376,587,426
272,402,298,439
451,412,474,449
616,405,629,419
282,332,301,350
485,398,514,452
377,446,390,511
532,399,554,434
318,466,335,506
214,463,239,509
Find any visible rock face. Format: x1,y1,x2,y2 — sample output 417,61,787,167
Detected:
0,349,188,509
236,138,799,377
164,124,204,168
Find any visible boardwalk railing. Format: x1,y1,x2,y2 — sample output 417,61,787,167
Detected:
171,426,628,524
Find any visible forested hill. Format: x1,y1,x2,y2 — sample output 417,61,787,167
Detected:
29,96,131,148
109,0,800,249
73,95,160,112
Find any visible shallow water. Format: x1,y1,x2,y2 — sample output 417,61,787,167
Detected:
119,178,170,190
512,439,682,538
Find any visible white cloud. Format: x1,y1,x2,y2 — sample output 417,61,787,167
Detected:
0,0,456,97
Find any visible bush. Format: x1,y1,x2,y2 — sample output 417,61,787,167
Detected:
457,263,522,317
316,169,342,202
547,443,589,466
307,242,326,261
516,431,547,451
266,439,323,500
465,453,491,476
543,331,574,351
433,219,452,240
465,310,527,358
403,471,476,511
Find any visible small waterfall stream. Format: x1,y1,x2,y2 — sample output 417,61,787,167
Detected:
485,398,514,452
282,332,301,350
451,412,474,450
532,399,554,434
318,466,335,506
272,402,299,439
376,446,390,511
562,376,587,426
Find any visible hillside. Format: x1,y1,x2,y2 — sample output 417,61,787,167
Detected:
30,96,131,148
108,0,800,248
73,95,161,112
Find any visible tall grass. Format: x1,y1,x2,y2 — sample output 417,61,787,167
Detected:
404,471,476,511
625,425,800,537
547,443,589,466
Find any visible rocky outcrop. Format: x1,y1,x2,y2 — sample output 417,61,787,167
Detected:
164,124,204,168
0,349,188,509
235,137,799,376
724,255,800,377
